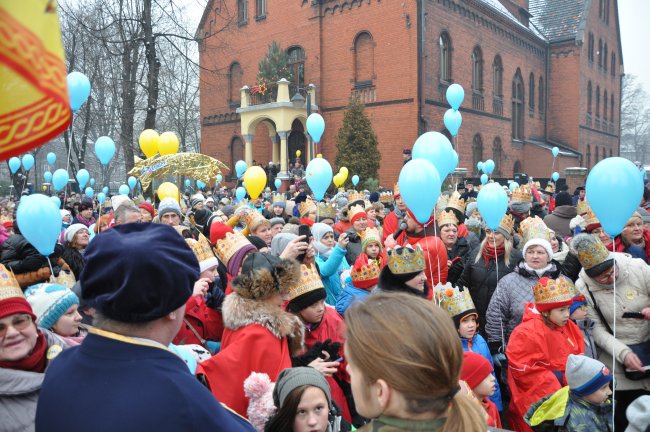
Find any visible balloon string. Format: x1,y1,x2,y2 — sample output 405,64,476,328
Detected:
424,210,442,287
63,112,75,205
46,257,54,279
610,235,616,430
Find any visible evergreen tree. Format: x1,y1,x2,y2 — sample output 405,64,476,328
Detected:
257,41,292,98
335,97,381,189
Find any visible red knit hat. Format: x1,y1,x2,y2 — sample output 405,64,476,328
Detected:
138,202,155,219
461,352,493,390
210,222,234,246
0,265,36,320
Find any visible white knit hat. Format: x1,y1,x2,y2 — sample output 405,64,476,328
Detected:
625,395,650,432
65,223,89,243
566,354,613,397
523,238,553,261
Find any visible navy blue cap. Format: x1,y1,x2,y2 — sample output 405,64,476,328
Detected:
80,223,199,323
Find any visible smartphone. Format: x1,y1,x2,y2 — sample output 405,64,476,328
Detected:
296,224,312,262
622,312,644,319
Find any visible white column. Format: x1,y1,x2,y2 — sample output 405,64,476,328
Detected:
243,134,254,166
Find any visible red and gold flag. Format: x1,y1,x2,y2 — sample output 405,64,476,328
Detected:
0,0,71,160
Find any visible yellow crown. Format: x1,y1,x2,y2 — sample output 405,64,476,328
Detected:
519,216,551,244
387,245,425,275
437,210,459,227
576,199,590,216
446,191,466,215
215,231,252,266
511,185,533,203
298,199,317,217
498,214,515,235
242,210,269,232
583,209,601,230
575,236,610,270
360,227,381,248
347,190,365,204
349,204,367,222
186,236,220,271
287,264,325,302
379,191,393,203
317,202,337,219
544,182,555,194
351,259,381,285
435,283,476,318
393,182,400,197
533,277,575,307
272,194,286,205
0,264,22,301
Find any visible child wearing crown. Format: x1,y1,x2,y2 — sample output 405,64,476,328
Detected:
358,227,387,268
506,277,585,432
335,255,380,316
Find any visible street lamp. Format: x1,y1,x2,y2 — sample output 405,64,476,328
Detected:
291,83,316,162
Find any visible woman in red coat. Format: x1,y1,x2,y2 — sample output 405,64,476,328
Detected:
506,277,584,432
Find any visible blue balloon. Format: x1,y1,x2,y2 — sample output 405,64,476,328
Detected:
586,157,644,236
97,192,106,205
128,176,138,190
95,136,116,165
16,194,62,256
552,172,560,182
306,113,325,143
22,154,34,171
398,159,441,225
44,171,53,183
184,179,191,188
217,174,223,183
52,169,69,192
306,158,333,201
412,132,456,180
50,196,61,209
102,186,109,194
46,152,56,165
118,184,130,195
477,182,508,231
480,174,489,185
274,178,282,189
76,169,90,189
509,182,519,192
484,159,495,175
90,178,95,186
351,175,360,186
84,187,94,198
8,157,20,174
477,161,484,173
445,83,465,110
443,109,463,136
235,186,246,201
197,180,206,189
67,71,91,113
235,160,247,178
552,147,560,158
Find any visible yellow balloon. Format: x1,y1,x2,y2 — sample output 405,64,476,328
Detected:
333,173,343,187
317,154,323,158
157,182,179,201
158,132,180,156
339,167,348,184
139,129,160,158
296,150,301,157
243,166,267,200
42,185,48,191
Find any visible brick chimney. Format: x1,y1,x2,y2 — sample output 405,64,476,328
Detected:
499,0,531,26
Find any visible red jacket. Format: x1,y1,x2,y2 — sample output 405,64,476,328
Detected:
382,210,399,244
400,234,448,299
173,296,224,346
334,220,352,235
506,304,584,432
482,397,502,429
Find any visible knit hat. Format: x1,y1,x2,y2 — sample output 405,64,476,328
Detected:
369,191,380,203
566,354,613,397
0,264,35,320
64,223,89,244
193,208,212,228
533,277,575,312
523,238,553,261
360,227,382,252
571,233,615,278
625,395,650,432
190,193,205,208
25,283,79,330
269,217,285,228
158,198,182,218
273,367,332,410
461,352,493,390
496,214,515,239
349,204,368,225
138,202,155,219
465,201,479,219
351,255,380,289
81,224,199,323
636,208,650,224
569,295,587,316
185,237,220,273
555,191,573,207
232,253,300,300
110,195,132,212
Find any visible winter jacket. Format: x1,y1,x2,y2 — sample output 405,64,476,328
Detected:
446,236,472,286
336,278,371,316
173,294,224,346
560,252,582,283
461,333,503,411
507,306,584,432
315,245,350,306
614,229,650,264
544,206,577,239
486,261,565,350
60,246,85,281
524,387,612,432
0,329,68,432
357,416,445,432
457,247,522,334
553,242,570,265
574,318,598,360
575,253,650,392
1,235,71,289
344,228,363,266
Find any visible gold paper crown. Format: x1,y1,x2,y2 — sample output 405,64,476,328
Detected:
583,209,601,230
498,214,515,235
393,182,400,196
298,199,317,217
519,216,551,244
0,264,22,301
215,231,252,265
360,227,381,247
347,190,365,204
437,210,459,227
317,202,337,219
348,204,367,222
436,194,449,213
576,199,590,216
242,210,269,232
379,191,393,203
544,182,555,194
446,192,466,215
387,245,425,275
575,236,610,270
533,277,575,307
351,259,381,283
435,283,476,318
186,236,219,270
272,194,286,205
287,264,325,302
511,185,533,203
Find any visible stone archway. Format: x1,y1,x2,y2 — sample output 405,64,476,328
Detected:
288,119,306,169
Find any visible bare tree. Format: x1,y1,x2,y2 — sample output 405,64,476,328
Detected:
621,74,650,164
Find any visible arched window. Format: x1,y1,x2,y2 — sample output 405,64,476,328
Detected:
493,55,503,97
230,137,244,179
596,86,601,119
609,148,613,158
472,134,483,174
538,76,545,115
439,32,452,82
603,44,608,72
587,81,592,114
595,146,599,163
610,93,615,125
472,46,483,93
599,0,603,18
513,160,522,174
287,46,305,91
237,0,248,24
598,39,603,67
611,53,616,77
354,32,374,85
586,144,591,168
492,137,503,175
588,33,594,62
512,69,524,140
603,90,608,122
529,73,535,115
229,62,243,105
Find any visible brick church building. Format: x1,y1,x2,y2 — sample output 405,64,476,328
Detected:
196,0,622,185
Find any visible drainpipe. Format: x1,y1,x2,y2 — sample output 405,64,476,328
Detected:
417,0,426,135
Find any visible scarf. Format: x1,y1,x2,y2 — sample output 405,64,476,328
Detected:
0,331,47,373
523,262,553,277
482,244,505,267
75,213,96,227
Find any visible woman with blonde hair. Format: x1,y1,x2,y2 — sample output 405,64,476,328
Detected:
344,292,487,432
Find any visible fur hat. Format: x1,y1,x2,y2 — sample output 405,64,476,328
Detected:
25,283,79,330
232,252,300,300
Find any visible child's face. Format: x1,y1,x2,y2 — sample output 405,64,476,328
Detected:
366,242,380,258
544,306,570,327
458,315,477,339
570,305,588,321
473,373,496,399
583,383,612,405
299,299,326,325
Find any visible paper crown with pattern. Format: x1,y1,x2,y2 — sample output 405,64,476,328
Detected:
348,204,368,223
572,234,611,270
437,210,459,227
272,194,286,205
0,265,21,300
242,210,270,232
583,209,602,232
298,198,317,217
393,182,400,197
498,214,516,235
360,227,382,248
379,191,394,203
446,192,466,215
533,277,575,312
287,264,325,302
387,245,425,275
511,185,533,203
519,216,551,244
351,259,381,289
544,182,556,194
576,199,590,216
186,236,220,272
317,202,337,219
435,283,477,319
347,190,365,204
215,231,252,265
436,194,449,213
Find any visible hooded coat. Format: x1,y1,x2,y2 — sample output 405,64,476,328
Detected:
544,206,577,239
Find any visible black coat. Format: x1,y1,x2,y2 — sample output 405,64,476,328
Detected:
560,251,583,282
1,234,46,274
446,236,472,286
61,246,85,281
344,228,363,266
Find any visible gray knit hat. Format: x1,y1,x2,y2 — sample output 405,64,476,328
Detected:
157,198,182,218
465,201,478,219
273,367,332,409
269,217,285,227
566,354,612,397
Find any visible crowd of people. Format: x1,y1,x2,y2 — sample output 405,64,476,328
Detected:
0,176,648,432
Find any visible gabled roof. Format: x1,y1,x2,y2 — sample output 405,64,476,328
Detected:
529,0,587,42
474,0,546,41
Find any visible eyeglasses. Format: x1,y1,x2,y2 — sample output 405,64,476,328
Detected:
0,314,33,338
594,267,616,283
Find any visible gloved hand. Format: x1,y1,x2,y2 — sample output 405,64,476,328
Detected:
492,353,507,369
205,283,226,311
